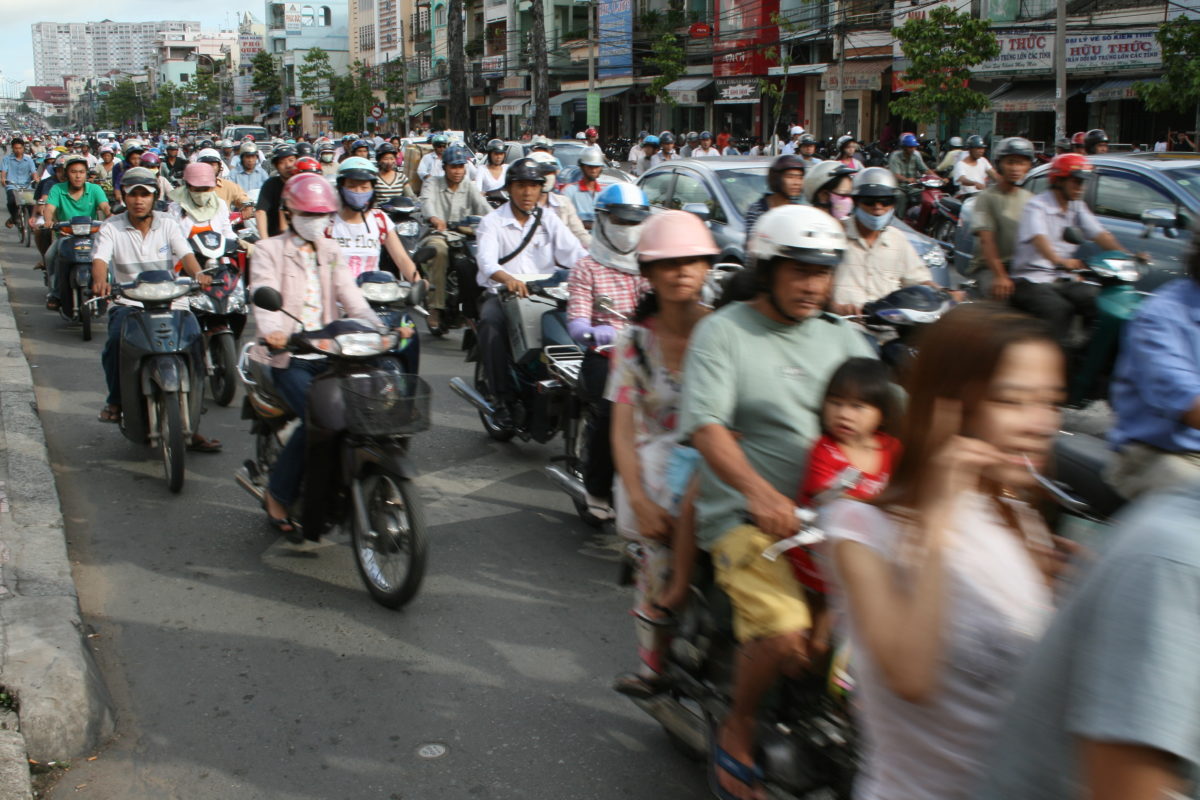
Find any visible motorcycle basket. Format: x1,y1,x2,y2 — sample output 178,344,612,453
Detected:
341,372,432,436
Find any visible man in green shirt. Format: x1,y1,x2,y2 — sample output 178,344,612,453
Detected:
45,155,110,311
679,205,876,800
967,137,1035,300
888,133,931,217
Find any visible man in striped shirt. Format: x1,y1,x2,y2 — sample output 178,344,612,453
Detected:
373,143,411,205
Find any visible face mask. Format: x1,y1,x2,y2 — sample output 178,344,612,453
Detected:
320,152,334,163
291,214,331,242
340,187,373,210
855,206,893,231
188,190,215,207
830,194,854,219
602,221,641,254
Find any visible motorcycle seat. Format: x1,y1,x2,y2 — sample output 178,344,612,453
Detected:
1052,432,1126,520
937,197,962,216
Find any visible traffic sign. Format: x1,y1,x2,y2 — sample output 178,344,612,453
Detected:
370,105,384,119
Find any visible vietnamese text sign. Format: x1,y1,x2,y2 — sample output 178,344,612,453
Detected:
714,77,760,104
597,0,633,79
285,4,302,35
586,92,600,126
975,29,1161,75
239,34,263,62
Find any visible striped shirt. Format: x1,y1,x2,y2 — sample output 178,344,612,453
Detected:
374,171,409,205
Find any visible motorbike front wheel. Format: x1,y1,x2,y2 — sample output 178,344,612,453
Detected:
157,391,186,493
931,218,955,244
79,290,92,341
208,333,238,407
352,470,428,609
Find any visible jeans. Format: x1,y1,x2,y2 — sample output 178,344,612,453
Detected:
101,306,134,405
5,188,16,223
477,294,514,399
267,358,329,506
419,235,451,309
45,238,63,301
1010,278,1098,343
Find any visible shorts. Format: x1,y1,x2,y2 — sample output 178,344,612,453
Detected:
712,524,811,643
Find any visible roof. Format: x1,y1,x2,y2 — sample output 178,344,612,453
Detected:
24,86,68,105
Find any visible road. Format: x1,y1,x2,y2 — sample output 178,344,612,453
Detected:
0,232,707,799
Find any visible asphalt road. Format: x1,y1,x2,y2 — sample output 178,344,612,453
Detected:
0,231,708,799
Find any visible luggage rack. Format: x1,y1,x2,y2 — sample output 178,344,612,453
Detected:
543,344,584,386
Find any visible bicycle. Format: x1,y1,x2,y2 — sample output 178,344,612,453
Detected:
12,186,35,247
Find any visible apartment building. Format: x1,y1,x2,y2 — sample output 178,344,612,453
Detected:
31,20,201,85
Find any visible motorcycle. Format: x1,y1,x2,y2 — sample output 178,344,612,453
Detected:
484,189,509,209
356,270,426,375
860,285,956,376
49,216,104,340
379,197,426,264
187,228,248,406
412,216,482,337
91,270,206,493
448,271,575,444
902,175,950,236
234,286,431,609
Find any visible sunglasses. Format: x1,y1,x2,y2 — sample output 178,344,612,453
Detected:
859,197,895,208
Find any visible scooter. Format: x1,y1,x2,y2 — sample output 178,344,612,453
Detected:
50,215,104,341
234,286,430,609
187,228,248,406
861,284,955,376
902,175,948,234
92,271,206,493
413,215,482,337
378,197,426,265
356,270,426,375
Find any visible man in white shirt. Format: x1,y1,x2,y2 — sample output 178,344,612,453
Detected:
951,135,996,197
416,134,450,182
691,131,721,158
474,158,586,428
780,125,805,155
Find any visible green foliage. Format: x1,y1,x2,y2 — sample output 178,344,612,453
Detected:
189,72,220,122
146,84,184,130
889,5,1000,125
250,50,282,107
647,32,686,105
101,81,142,127
1136,18,1200,113
298,47,335,107
16,103,30,114
331,61,376,132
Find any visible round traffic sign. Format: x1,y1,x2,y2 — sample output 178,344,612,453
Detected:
370,105,384,119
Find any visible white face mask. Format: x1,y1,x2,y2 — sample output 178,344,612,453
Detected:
603,222,641,254
291,214,331,242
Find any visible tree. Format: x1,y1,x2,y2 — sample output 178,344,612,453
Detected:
102,81,142,128
889,5,1000,133
147,84,185,130
446,0,469,131
331,61,376,132
646,33,686,107
250,50,281,107
530,0,549,135
1136,18,1200,140
298,46,335,108
17,103,30,114
189,72,220,123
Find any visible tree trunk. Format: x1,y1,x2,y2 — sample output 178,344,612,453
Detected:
531,0,550,136
447,0,469,131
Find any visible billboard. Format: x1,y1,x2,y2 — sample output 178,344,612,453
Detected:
975,29,1161,75
714,0,779,77
285,4,302,35
597,0,633,79
239,34,263,62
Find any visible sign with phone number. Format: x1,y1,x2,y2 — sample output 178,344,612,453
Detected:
975,29,1161,74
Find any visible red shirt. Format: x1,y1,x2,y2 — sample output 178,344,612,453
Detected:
790,432,902,591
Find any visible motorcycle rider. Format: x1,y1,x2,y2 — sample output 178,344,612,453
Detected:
628,132,649,164
417,134,450,182
563,146,606,229
477,139,510,194
474,158,587,429
1084,128,1110,155
832,167,939,317
566,183,651,518
417,145,492,330
91,167,219,451
230,142,268,198
649,132,679,166
679,204,875,800
1009,153,1139,342
743,154,806,241
780,125,805,155
44,154,111,311
166,161,236,247
250,173,382,537
795,133,822,170
219,139,237,171
887,133,932,216
1071,131,1087,154
804,160,858,221
951,134,996,197
161,142,187,186
691,131,720,158
193,148,252,216
529,151,591,248
332,156,420,281
680,131,701,158
95,146,118,202
967,137,1035,300
584,127,600,147
373,143,410,205
632,135,659,177
317,143,339,179
935,136,965,174
112,140,145,205
255,144,298,238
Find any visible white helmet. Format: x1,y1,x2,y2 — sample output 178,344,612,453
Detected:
578,146,605,167
750,205,847,267
528,150,559,192
575,131,587,140
803,160,858,205
790,125,805,136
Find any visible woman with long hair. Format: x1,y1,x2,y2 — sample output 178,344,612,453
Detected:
823,303,1066,800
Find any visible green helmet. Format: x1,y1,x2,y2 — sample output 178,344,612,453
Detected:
337,156,378,182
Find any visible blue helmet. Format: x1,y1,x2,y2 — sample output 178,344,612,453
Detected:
642,134,660,148
594,183,650,223
899,133,920,148
350,139,371,152
442,145,471,167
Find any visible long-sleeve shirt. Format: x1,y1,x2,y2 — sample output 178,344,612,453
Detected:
546,192,591,248
418,176,491,224
475,202,586,292
229,163,268,195
566,255,647,325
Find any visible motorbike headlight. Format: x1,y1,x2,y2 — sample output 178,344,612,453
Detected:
124,281,190,303
334,331,391,357
395,220,420,237
360,281,407,304
189,293,216,313
543,286,570,302
922,245,947,268
226,291,247,314
71,222,92,236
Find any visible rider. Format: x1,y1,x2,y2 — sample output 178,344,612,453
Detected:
563,146,605,229
193,148,252,216
780,125,805,155
967,137,1035,300
529,151,591,247
566,183,651,518
373,143,410,205
112,140,146,204
804,160,858,221
255,144,298,238
1,137,35,229
1009,153,1139,342
679,204,875,800
1083,128,1109,155
317,143,339,179
887,132,931,216
477,139,510,194
795,133,822,171
951,134,996,197
417,134,450,182
230,142,269,198
250,173,383,538
632,135,659,177
832,167,940,317
416,145,492,330
331,156,420,281
161,142,187,186
474,158,587,429
691,131,720,158
743,154,807,241
44,154,111,311
584,127,600,147
935,136,965,174
91,167,220,451
650,132,679,165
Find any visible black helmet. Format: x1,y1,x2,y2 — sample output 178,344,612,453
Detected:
376,142,398,157
798,133,817,145
485,138,506,154
995,137,1036,162
198,139,215,151
660,131,676,145
863,285,953,326
965,134,986,149
119,166,160,194
767,154,807,196
271,144,298,163
506,157,545,186
1084,128,1109,152
295,142,314,157
850,166,899,199
699,130,713,140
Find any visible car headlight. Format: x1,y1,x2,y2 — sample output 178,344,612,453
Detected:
124,280,190,303
360,281,407,304
922,245,947,268
395,220,420,237
189,293,216,313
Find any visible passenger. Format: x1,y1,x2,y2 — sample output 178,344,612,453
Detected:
804,161,858,221
743,154,806,241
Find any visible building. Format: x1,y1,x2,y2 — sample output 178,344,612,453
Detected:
22,85,69,118
151,30,241,91
263,0,351,130
31,20,201,86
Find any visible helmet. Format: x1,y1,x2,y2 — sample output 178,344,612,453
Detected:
194,148,223,164
1055,137,1073,151
594,183,650,223
803,161,858,205
947,136,964,148
1049,153,1094,182
585,127,598,138
337,156,378,182
529,150,559,191
660,132,676,145
198,139,215,151
122,139,145,155
642,134,660,148
530,135,553,151
851,166,899,199
350,139,371,153
699,131,713,140
183,161,217,188
768,154,808,196
789,126,804,136
293,156,322,174
376,142,398,157
637,130,649,141
965,134,985,149
442,145,471,167
61,154,89,171
283,173,339,213
995,137,1036,162
138,151,160,167
798,133,817,145
575,131,587,140
686,131,700,143
836,135,856,149
485,138,506,154
1071,131,1086,146
899,133,920,148
1084,128,1109,151
240,142,259,155
578,146,605,167
165,141,180,151
295,142,314,157
749,205,847,267
863,285,953,326
637,209,719,263
271,144,297,164
431,133,449,146
120,166,159,194
506,157,546,186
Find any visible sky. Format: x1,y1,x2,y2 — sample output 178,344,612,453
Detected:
0,0,261,97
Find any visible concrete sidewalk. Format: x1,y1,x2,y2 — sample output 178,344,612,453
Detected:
0,256,115,798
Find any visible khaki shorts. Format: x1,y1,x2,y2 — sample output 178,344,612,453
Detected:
712,524,811,643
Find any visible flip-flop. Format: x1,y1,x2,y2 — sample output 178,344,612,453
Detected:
97,405,121,423
262,496,303,544
187,436,222,453
708,718,764,800
633,603,678,629
612,671,672,698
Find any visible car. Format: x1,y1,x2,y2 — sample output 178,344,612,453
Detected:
636,156,950,281
556,164,633,192
221,125,270,144
950,152,1197,290
550,140,589,171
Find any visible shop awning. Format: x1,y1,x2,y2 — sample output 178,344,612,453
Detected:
597,86,629,99
1086,77,1160,103
819,59,889,92
407,103,438,117
989,83,1084,113
549,91,586,116
663,77,712,104
492,97,529,116
767,63,828,76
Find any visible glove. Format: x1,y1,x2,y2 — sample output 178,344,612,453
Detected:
590,325,617,346
567,318,618,346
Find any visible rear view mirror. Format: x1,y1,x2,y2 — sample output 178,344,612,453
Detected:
252,286,283,311
1063,226,1085,245
408,279,427,308
1141,208,1178,228
681,202,710,222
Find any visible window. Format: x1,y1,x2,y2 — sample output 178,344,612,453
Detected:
303,5,315,26
640,172,675,207
320,6,333,25
1021,171,1049,197
435,4,447,26
1094,170,1175,222
671,172,725,222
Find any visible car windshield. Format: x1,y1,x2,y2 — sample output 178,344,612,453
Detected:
553,144,584,170
716,168,769,220
1164,167,1200,205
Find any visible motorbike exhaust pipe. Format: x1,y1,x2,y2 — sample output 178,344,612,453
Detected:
632,694,708,756
544,464,587,506
448,377,495,415
235,462,265,502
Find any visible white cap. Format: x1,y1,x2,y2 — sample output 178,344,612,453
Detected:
790,125,805,136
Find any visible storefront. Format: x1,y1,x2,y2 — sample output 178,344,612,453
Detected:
714,77,762,142
1084,77,1183,147
988,82,1088,147
817,59,890,142
491,97,529,139
662,77,714,134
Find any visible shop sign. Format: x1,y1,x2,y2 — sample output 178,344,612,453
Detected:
239,34,263,62
598,0,634,78
713,0,777,77
670,89,701,104
820,68,883,92
285,4,302,35
690,22,713,38
824,90,842,115
975,29,1161,74
481,55,505,79
714,78,760,104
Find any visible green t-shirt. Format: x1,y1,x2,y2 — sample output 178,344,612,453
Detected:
679,301,877,548
46,181,107,225
968,185,1032,275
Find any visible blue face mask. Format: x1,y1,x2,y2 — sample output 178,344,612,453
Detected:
340,187,373,210
855,206,893,231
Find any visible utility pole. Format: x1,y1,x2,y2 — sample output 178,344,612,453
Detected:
1054,0,1066,141
447,0,468,130
531,0,549,135
834,20,846,148
279,53,288,136
587,0,595,97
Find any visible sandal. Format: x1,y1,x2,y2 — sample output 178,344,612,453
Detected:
97,404,121,423
708,719,765,800
633,603,678,628
187,434,222,453
262,495,302,544
45,297,60,311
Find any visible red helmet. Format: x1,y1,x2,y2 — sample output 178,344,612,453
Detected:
1049,153,1094,182
293,156,321,174
585,127,598,137
282,173,339,213
1071,131,1086,146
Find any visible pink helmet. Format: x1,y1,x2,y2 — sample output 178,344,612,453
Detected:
182,161,215,187
283,173,339,213
636,210,719,263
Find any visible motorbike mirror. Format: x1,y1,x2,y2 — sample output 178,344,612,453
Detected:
1140,208,1178,229
681,202,710,223
408,279,427,308
1062,226,1085,245
462,215,482,227
252,286,284,311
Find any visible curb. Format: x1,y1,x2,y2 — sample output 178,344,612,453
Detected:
0,259,115,795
